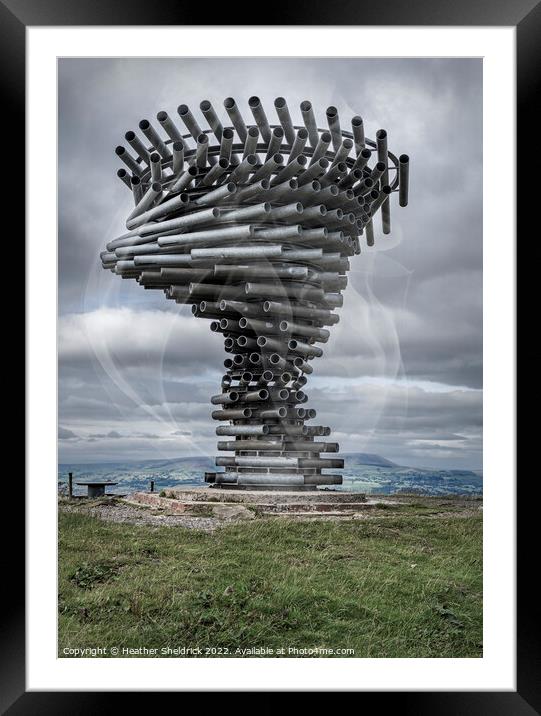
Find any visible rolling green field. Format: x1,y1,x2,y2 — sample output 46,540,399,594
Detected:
58,502,482,658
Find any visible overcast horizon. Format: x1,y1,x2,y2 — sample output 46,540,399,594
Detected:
58,58,482,470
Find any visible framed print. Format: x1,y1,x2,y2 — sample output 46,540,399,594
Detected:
9,0,536,709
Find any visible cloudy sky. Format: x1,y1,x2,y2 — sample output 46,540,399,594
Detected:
58,58,482,469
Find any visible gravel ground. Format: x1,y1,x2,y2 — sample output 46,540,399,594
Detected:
59,493,482,530
59,500,221,531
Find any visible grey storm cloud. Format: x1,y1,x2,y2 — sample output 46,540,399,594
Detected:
58,426,78,440
58,58,482,467
88,430,123,439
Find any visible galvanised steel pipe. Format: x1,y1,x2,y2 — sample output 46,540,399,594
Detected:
221,202,270,223
211,390,240,405
251,153,284,183
212,408,253,420
254,226,302,245
117,168,132,189
263,300,338,324
217,440,338,452
365,220,375,247
137,206,223,237
219,298,262,314
288,127,308,163
200,100,223,141
320,161,347,188
256,335,289,353
126,182,162,223
331,138,353,167
195,133,209,168
115,242,165,258
219,127,235,163
353,177,375,198
274,97,296,146
172,141,185,175
267,201,303,222
116,145,142,176
212,474,343,486
338,167,362,190
134,254,192,266
293,357,314,375
201,156,229,186
255,407,288,420
297,158,329,185
228,154,257,184
223,97,247,141
300,100,319,148
160,267,211,282
187,283,247,300
217,265,307,281
291,180,320,203
149,153,162,182
326,106,342,152
279,321,330,342
157,110,183,142
125,130,151,164
264,179,299,203
139,119,172,161
239,317,277,333
376,129,391,234
370,161,386,183
216,424,269,436
243,126,259,159
194,182,237,206
399,154,410,207
170,165,198,193
236,178,269,202
102,96,409,489
130,175,143,204
351,147,372,173
222,454,300,467
370,185,393,215
248,96,271,142
191,245,284,261
309,131,332,165
265,127,284,161
265,126,284,160
288,339,323,359
236,335,258,350
351,116,365,154
313,184,340,206
301,205,328,225
270,155,307,186
177,104,203,141
246,282,324,302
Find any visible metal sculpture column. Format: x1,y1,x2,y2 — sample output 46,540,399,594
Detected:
101,97,410,489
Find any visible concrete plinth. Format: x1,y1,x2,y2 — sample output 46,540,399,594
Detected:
127,487,370,520
75,481,118,498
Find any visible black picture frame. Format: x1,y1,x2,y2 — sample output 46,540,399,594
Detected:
9,0,536,710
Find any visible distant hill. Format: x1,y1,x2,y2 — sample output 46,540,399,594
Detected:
60,455,215,472
344,453,398,468
60,452,397,471
59,452,482,497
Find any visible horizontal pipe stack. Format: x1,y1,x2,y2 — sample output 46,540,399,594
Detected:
103,97,410,489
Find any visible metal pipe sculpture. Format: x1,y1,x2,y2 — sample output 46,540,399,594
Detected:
101,97,410,490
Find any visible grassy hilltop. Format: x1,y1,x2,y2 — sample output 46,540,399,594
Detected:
58,496,482,658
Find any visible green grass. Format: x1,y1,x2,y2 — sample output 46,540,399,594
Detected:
58,510,482,658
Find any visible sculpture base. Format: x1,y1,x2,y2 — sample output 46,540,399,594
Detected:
205,471,342,490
